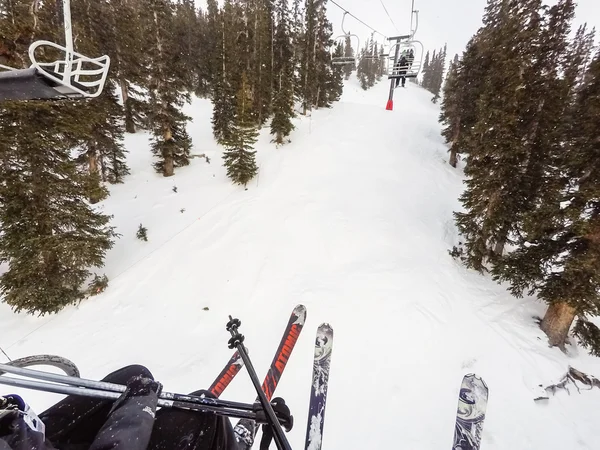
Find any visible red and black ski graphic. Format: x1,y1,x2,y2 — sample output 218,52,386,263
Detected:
234,304,307,448
209,350,244,398
261,305,306,401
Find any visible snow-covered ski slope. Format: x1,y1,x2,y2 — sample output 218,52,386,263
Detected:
2,78,600,449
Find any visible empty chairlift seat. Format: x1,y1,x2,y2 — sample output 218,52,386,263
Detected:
0,67,88,101
0,0,110,102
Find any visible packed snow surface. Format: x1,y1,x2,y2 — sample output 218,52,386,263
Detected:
2,77,600,449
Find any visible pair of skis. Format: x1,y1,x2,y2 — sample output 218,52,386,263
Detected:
208,304,333,450
206,305,488,450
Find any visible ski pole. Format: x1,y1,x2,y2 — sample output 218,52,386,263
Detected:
0,363,256,412
226,316,292,450
0,374,265,421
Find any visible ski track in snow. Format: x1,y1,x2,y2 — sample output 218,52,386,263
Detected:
2,76,600,449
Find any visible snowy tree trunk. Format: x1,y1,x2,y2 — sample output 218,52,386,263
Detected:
163,127,174,177
449,148,458,168
492,223,509,258
88,147,103,204
449,117,461,168
541,302,577,348
89,149,98,177
120,79,135,134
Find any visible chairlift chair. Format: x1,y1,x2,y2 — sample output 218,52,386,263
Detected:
360,33,385,62
0,0,110,102
331,13,360,66
387,40,424,80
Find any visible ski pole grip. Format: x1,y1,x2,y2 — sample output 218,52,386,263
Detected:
226,316,241,332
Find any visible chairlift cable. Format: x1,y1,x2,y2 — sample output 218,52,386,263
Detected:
328,0,388,40
378,0,399,33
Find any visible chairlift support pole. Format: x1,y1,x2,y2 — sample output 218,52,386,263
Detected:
410,0,415,35
384,20,424,111
63,0,74,83
385,36,403,111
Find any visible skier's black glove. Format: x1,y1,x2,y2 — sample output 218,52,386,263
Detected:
110,375,162,414
259,397,293,450
124,375,163,398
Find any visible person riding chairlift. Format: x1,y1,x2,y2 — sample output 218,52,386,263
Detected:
0,365,291,450
406,49,415,70
394,55,409,88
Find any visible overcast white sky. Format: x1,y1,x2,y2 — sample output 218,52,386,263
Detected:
326,0,600,59
196,0,600,59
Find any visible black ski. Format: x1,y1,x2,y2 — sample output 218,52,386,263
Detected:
304,323,333,450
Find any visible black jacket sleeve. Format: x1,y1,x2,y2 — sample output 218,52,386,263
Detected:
89,390,158,450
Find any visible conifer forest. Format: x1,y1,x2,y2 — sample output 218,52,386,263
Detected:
1,0,600,369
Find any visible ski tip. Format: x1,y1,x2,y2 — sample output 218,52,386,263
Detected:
463,373,488,386
293,304,308,323
317,323,333,334
294,304,307,315
461,373,489,398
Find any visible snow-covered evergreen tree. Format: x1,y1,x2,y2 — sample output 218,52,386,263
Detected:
222,74,259,187
271,0,296,145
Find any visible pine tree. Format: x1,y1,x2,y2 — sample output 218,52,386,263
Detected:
206,0,222,92
300,0,317,113
421,50,435,90
439,36,493,170
327,45,345,103
75,85,130,201
212,0,240,144
145,0,192,177
137,224,149,241
0,1,119,315
342,35,355,79
453,0,544,271
365,36,376,88
439,54,461,167
315,0,341,107
378,45,386,79
373,42,383,81
493,14,599,351
300,0,341,112
356,44,370,90
431,44,447,103
104,0,150,133
34,0,125,204
420,50,430,85
0,103,117,315
271,0,296,145
222,74,259,187
241,0,275,125
290,0,304,100
173,0,203,94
